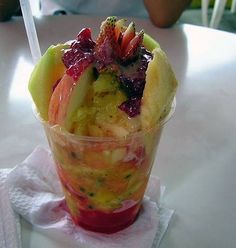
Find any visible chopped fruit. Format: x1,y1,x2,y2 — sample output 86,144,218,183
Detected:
63,28,95,69
120,22,135,52
28,44,69,120
94,17,145,71
76,28,95,51
66,55,94,81
119,97,141,117
143,33,160,52
141,47,178,129
110,148,127,164
96,16,117,46
92,75,129,136
30,17,177,133
29,16,178,234
48,64,95,131
94,16,117,71
121,30,144,62
92,73,118,93
114,18,126,42
119,47,152,98
62,28,95,81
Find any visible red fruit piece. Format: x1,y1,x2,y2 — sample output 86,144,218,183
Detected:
77,28,92,42
94,16,118,71
76,28,95,52
114,19,126,43
96,16,117,47
62,28,95,68
121,22,135,52
122,30,144,62
118,97,141,117
66,55,94,81
48,63,94,130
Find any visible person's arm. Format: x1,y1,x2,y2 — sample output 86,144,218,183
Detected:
0,0,20,21
144,0,192,28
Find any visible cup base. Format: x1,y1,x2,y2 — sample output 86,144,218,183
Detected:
70,202,141,234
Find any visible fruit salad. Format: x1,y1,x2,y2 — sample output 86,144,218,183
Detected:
29,16,178,233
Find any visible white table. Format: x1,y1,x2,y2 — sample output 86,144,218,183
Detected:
0,15,236,248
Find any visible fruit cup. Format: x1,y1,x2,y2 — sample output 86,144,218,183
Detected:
29,17,178,234
41,100,175,234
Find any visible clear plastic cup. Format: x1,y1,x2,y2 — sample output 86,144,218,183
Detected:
41,100,175,234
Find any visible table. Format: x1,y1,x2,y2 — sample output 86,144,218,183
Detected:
0,15,236,248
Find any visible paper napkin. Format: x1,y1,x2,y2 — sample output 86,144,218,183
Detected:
1,146,174,248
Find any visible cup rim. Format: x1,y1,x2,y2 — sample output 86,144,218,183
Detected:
35,97,176,142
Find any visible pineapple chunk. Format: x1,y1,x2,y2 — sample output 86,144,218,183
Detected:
93,73,118,93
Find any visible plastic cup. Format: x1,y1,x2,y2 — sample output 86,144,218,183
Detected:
41,100,175,234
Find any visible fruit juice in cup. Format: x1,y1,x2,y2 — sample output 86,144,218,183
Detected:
42,101,174,233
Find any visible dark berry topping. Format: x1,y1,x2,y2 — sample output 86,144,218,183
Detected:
66,55,94,81
118,47,153,116
118,97,141,117
94,37,115,71
76,28,95,52
119,47,152,96
119,75,145,98
62,28,95,78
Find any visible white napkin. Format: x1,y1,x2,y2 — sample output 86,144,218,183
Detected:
2,146,174,248
0,169,21,248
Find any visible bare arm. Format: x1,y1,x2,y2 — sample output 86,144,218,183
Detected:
0,0,20,21
144,0,192,28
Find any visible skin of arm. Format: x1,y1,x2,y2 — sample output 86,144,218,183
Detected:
0,0,20,21
144,0,192,27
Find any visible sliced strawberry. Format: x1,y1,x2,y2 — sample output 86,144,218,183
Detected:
94,16,118,71
121,22,135,52
114,19,126,43
96,16,117,47
121,30,144,62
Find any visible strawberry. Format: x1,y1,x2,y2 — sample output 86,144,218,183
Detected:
95,17,144,70
114,18,126,43
94,16,117,71
94,18,147,118
120,22,135,52
114,20,144,63
96,16,117,48
121,30,144,62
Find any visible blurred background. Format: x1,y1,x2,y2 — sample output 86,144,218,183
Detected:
179,0,236,33
28,0,236,33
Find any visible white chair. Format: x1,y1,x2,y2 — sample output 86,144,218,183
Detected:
202,0,210,26
231,0,236,13
202,0,236,29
